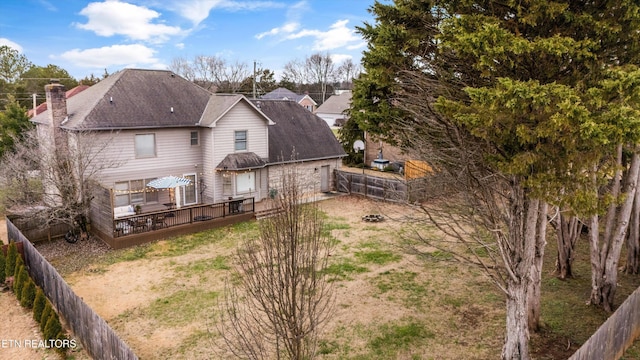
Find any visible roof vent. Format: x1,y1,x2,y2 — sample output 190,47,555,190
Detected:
170,107,174,113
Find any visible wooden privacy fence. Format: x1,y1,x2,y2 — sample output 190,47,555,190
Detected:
335,169,428,203
335,170,407,202
6,217,138,360
569,286,640,360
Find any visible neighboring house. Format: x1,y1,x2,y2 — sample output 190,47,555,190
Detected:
261,87,317,112
27,84,89,117
314,90,408,169
31,69,345,247
314,90,352,128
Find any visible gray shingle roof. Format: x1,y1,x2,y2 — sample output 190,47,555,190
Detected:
199,94,274,127
315,91,352,115
32,69,212,130
261,87,316,105
216,152,267,170
252,100,346,163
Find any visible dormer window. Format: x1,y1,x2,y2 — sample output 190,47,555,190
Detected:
235,130,247,151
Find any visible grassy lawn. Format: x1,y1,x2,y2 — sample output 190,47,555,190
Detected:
50,196,640,359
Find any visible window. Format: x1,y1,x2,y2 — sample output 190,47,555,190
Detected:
222,174,232,196
190,131,199,146
114,178,158,205
236,172,255,193
234,130,247,151
114,182,130,207
130,180,144,204
135,134,156,158
145,178,158,203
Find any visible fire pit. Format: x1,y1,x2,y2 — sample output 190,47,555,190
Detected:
362,214,384,222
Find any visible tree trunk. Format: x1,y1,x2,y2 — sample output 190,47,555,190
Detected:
625,170,640,274
589,150,640,312
501,192,538,360
503,280,530,360
555,210,582,279
527,202,547,332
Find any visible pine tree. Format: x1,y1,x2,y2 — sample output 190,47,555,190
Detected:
0,249,6,284
20,278,36,308
43,312,63,343
5,242,17,277
40,302,53,333
33,288,46,323
13,264,26,299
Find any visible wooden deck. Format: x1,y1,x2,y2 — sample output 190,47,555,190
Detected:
98,198,255,249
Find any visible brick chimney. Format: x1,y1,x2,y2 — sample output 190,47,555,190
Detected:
44,79,68,150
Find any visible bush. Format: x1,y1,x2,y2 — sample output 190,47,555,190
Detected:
20,278,36,308
13,264,26,299
33,288,46,322
40,302,53,333
13,253,24,278
43,312,63,344
0,250,5,284
5,242,17,277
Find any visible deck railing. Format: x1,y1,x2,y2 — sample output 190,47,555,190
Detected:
112,197,255,238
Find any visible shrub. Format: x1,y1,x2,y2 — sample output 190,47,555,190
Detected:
0,250,5,284
5,242,17,277
13,264,26,298
20,278,36,308
40,302,53,333
33,288,46,322
13,253,24,278
43,312,63,344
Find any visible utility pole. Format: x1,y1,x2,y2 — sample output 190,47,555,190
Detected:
252,60,257,99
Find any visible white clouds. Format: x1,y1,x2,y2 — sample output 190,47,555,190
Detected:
255,22,300,39
0,38,23,52
75,1,183,43
330,53,353,64
310,20,363,51
174,0,285,26
37,0,58,12
270,19,364,52
58,44,162,69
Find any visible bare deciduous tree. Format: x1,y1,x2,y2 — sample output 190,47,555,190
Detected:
218,164,335,360
282,59,309,92
169,55,250,93
305,53,336,103
336,59,361,90
0,128,121,238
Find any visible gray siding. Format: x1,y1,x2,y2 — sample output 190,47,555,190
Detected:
201,127,216,203
209,101,270,202
93,128,203,185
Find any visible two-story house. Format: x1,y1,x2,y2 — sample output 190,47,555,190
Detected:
31,69,345,248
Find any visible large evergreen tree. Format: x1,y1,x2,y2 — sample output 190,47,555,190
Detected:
0,96,32,157
353,1,640,359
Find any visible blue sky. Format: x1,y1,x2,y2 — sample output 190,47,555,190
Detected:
0,0,377,80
